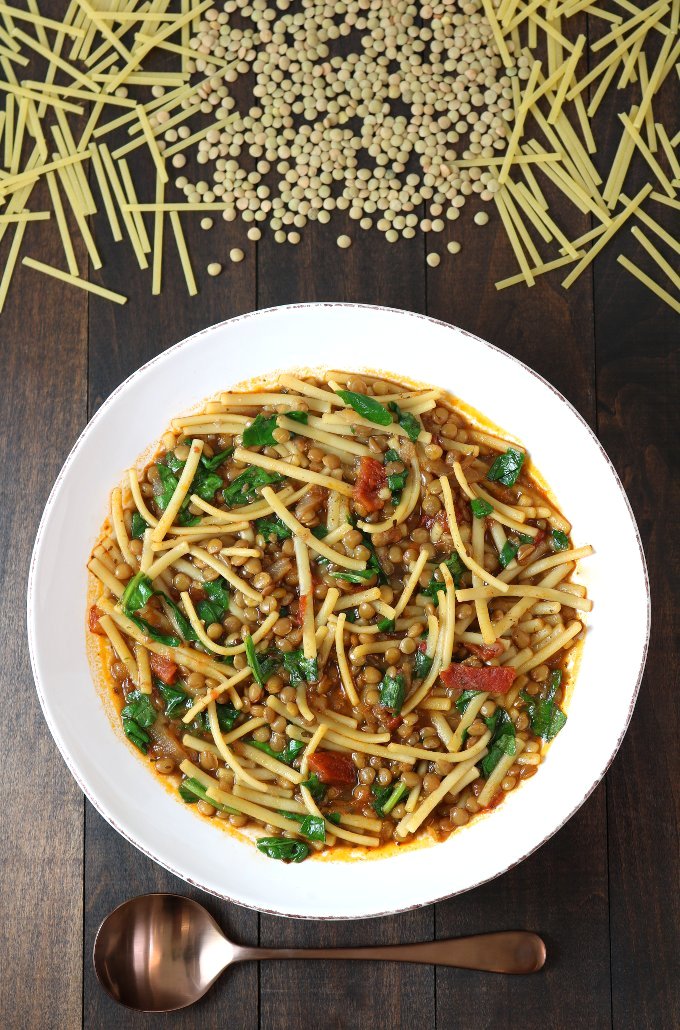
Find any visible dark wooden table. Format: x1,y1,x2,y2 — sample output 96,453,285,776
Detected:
1,11,678,1028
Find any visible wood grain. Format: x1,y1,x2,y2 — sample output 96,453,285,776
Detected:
425,90,611,1026
590,29,680,1028
83,127,260,1030
256,209,434,1030
0,176,87,1030
4,8,678,1028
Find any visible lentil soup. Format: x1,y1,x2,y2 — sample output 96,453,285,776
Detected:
87,370,592,864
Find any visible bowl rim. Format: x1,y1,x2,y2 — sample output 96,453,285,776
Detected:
26,302,650,919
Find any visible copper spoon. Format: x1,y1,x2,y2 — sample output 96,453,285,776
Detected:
93,893,546,1011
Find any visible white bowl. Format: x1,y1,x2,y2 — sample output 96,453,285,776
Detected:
27,304,649,919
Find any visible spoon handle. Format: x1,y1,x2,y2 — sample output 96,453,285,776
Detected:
233,931,545,974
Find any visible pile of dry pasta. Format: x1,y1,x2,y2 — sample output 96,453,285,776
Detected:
0,0,677,312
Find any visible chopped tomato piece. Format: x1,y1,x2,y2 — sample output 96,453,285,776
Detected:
381,713,403,732
353,456,387,513
307,751,357,785
295,593,308,627
440,663,516,695
420,509,448,531
149,652,178,685
88,605,105,635
466,641,505,662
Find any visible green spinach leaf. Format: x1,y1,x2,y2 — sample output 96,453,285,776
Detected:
486,447,524,487
243,413,278,448
223,467,284,507
257,516,293,542
387,401,420,441
379,673,406,713
130,512,149,539
256,836,309,862
120,571,154,616
282,649,319,686
470,498,493,518
335,389,392,426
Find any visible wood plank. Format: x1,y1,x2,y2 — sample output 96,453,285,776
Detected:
590,25,680,1029
257,215,428,313
257,211,433,1030
434,791,610,1029
83,125,259,1030
0,172,87,1030
427,230,609,1024
425,13,609,1021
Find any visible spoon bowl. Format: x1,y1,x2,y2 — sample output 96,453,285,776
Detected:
94,893,546,1012
94,895,234,1011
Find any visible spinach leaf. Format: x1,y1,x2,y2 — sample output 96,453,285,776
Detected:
130,512,149,539
223,466,284,507
245,634,268,687
161,594,199,642
243,413,278,448
413,649,433,679
379,673,406,713
551,529,569,551
335,389,392,426
123,718,150,753
196,600,221,625
286,410,308,425
299,814,326,842
178,781,198,803
311,525,329,539
455,689,480,713
372,781,408,817
196,577,230,625
364,532,387,584
204,577,230,615
520,670,567,741
200,447,234,472
129,615,181,648
344,608,358,623
121,690,156,754
330,568,375,584
216,701,239,733
122,690,156,728
257,516,292,542
256,836,309,863
470,498,493,519
486,447,524,487
499,540,518,569
384,448,408,498
178,776,238,813
300,772,325,802
154,463,199,526
246,738,305,766
190,466,223,502
157,681,189,719
120,571,154,616
187,711,209,735
378,617,395,632
387,401,420,441
327,812,341,825
422,554,465,606
480,709,516,778
283,649,319,686
163,451,184,474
